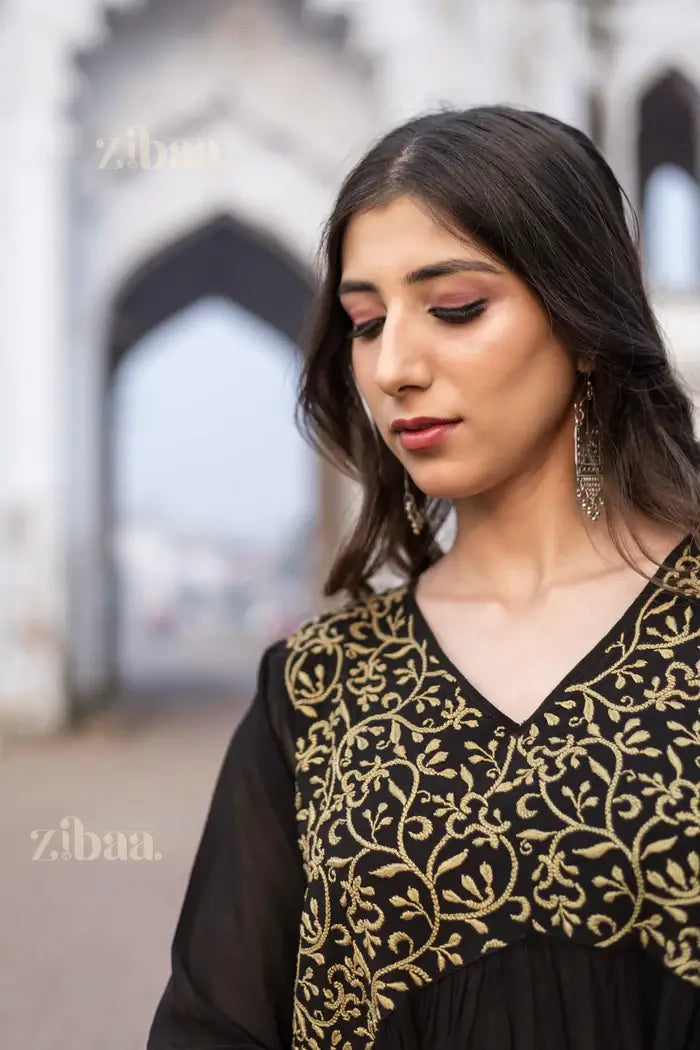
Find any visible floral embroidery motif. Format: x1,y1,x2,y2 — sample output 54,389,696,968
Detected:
286,541,700,1050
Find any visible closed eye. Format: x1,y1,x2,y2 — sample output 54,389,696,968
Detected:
349,317,384,340
429,299,488,323
348,299,488,340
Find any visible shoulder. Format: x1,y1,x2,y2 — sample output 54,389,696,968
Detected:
272,584,409,718
284,582,409,655
238,586,411,778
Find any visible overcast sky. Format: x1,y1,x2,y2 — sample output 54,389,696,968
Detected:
111,297,315,544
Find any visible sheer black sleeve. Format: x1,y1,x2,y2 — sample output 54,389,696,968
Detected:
147,638,304,1050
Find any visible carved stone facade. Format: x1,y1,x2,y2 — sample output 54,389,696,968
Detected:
0,0,697,733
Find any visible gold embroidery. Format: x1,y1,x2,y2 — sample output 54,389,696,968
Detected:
286,541,700,1050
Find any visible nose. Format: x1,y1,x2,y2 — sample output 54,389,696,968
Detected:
373,302,430,397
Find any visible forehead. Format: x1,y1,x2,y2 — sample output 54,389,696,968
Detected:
341,195,488,274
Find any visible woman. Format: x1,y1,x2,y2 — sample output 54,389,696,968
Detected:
147,106,700,1050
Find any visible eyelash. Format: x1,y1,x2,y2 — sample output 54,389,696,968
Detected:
348,299,488,341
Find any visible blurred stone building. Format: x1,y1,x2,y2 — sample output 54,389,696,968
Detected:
0,0,698,734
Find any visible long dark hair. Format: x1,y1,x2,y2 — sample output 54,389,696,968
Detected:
295,105,700,603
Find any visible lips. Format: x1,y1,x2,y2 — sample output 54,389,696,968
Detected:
397,420,462,451
392,417,461,432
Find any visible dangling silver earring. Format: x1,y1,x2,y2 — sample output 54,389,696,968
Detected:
574,372,604,521
403,468,425,534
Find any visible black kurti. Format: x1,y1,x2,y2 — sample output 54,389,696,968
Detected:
148,532,700,1050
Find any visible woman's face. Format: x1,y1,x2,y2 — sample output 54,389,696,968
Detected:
340,194,581,501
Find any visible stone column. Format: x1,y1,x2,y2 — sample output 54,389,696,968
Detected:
0,4,71,732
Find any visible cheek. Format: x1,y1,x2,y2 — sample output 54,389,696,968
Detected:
443,313,573,442
481,353,575,462
442,301,561,393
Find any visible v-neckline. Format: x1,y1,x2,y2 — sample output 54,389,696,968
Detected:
402,531,694,735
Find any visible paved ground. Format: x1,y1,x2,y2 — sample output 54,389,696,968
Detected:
1,693,252,1050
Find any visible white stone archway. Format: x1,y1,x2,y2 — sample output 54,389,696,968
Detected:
65,0,385,723
0,0,377,733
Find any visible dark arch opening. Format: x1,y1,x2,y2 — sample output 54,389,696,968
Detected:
107,213,314,372
638,69,700,290
102,214,316,705
638,68,698,199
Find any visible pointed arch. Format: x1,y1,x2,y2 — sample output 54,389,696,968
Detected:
63,0,372,725
107,213,314,371
638,68,698,196
637,68,700,290
100,213,319,694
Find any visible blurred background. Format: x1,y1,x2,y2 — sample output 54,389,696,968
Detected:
1,0,699,1046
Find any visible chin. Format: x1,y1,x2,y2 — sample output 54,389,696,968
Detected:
409,468,480,502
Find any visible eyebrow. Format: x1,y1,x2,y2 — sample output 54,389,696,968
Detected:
337,257,503,297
